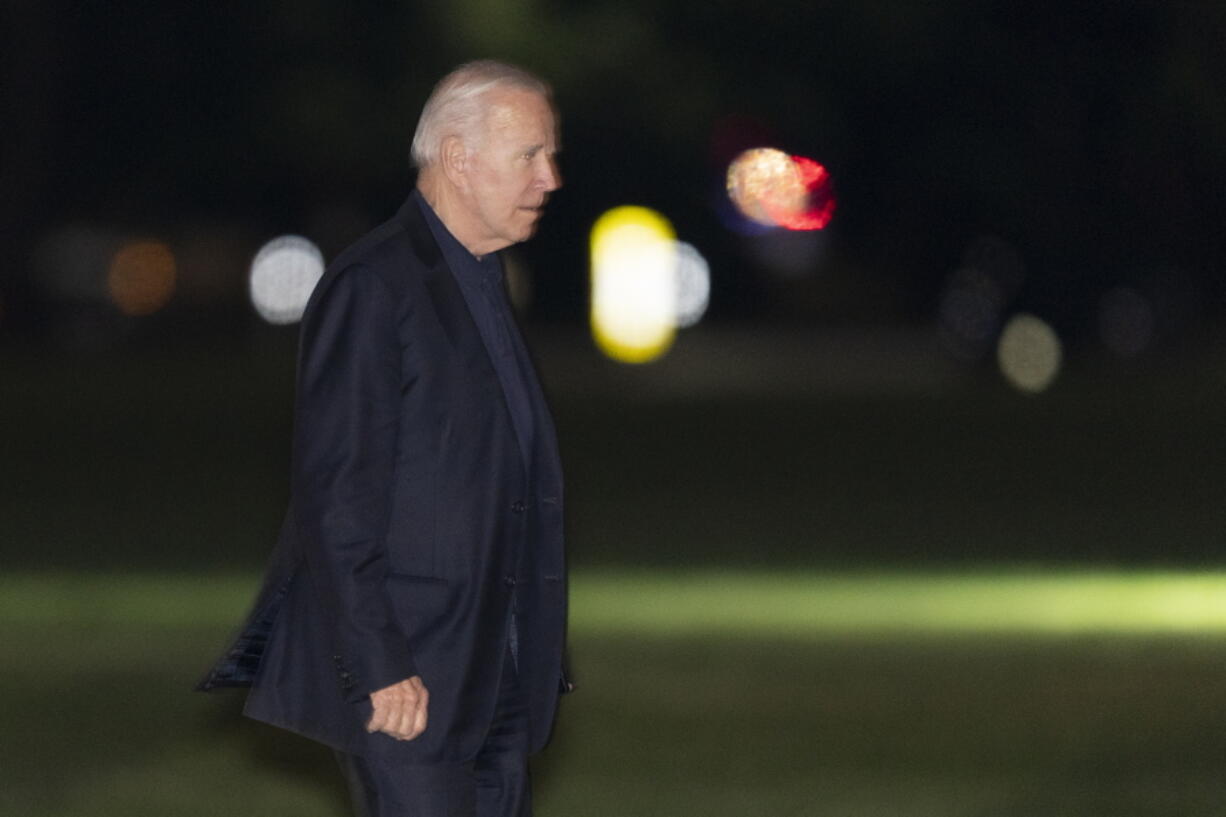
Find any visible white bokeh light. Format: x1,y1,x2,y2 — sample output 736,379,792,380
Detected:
998,313,1062,394
673,241,710,328
249,235,325,324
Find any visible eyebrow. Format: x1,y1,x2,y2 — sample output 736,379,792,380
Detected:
523,143,560,158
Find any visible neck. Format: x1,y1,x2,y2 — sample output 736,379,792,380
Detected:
417,169,492,259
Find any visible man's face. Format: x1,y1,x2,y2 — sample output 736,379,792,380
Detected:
460,89,561,256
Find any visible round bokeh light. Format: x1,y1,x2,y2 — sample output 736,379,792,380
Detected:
107,239,177,316
589,206,678,364
998,313,1062,394
674,241,710,328
249,235,325,325
726,148,801,228
726,148,835,231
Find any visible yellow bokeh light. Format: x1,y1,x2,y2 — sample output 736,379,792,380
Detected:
998,313,1062,393
107,240,177,316
590,206,678,364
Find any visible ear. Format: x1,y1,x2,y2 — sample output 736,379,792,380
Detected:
440,135,469,190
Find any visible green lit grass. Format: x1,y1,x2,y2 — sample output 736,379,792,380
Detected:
4,570,1226,816
571,569,1226,635
5,568,1226,634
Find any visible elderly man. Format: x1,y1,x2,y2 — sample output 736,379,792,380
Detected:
199,60,570,817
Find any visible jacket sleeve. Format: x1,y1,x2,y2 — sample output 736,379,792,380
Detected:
292,262,417,701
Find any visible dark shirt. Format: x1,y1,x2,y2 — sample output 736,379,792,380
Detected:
414,190,537,479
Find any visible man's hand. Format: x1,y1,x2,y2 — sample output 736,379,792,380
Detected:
366,676,429,741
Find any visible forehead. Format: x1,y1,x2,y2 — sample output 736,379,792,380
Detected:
480,89,557,146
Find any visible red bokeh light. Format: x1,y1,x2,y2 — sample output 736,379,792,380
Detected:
765,155,836,231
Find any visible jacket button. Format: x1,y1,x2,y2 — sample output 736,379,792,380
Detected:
511,500,526,513
504,575,517,587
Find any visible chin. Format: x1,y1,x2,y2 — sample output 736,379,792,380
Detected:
512,220,540,243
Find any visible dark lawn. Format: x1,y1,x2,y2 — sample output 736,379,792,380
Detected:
3,328,1225,815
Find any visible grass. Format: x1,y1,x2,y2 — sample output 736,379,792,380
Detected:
570,569,1226,635
6,330,1226,574
7,568,1226,634
5,570,1226,816
6,331,1226,814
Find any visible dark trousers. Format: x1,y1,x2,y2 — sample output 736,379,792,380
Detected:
335,656,531,817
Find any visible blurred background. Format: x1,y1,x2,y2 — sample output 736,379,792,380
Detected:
3,2,1226,815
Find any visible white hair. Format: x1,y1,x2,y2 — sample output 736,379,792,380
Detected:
410,60,551,169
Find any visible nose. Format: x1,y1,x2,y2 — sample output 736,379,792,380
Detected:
537,154,561,192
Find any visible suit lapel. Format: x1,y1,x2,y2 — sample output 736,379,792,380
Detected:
398,191,530,478
396,190,562,488
397,194,478,355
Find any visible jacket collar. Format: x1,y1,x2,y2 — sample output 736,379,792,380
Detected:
395,188,445,271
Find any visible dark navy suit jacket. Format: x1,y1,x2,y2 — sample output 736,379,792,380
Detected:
199,193,568,764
